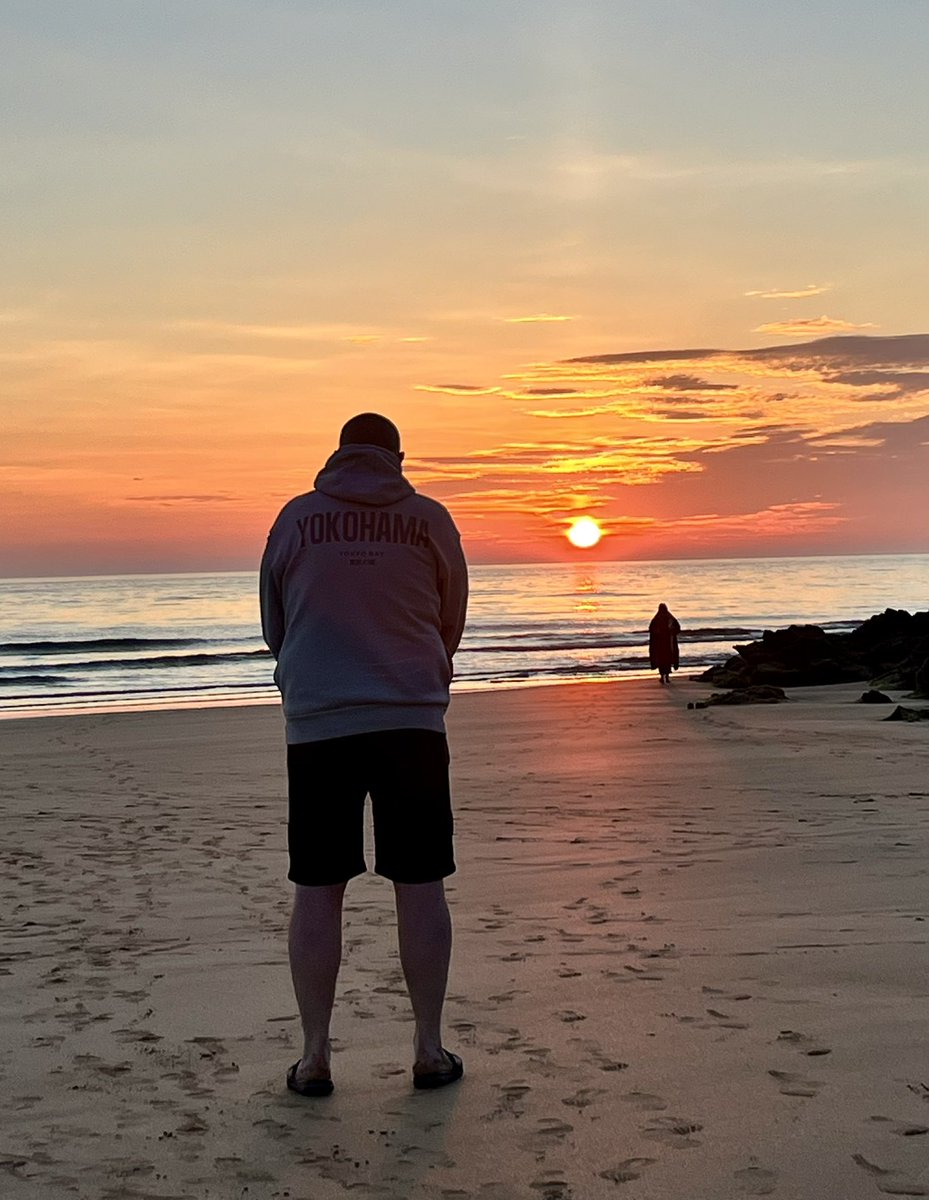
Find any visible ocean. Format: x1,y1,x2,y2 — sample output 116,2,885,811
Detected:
0,554,926,719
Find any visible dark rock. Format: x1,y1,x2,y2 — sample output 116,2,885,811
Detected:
858,689,892,704
885,703,929,721
697,609,929,691
883,705,929,722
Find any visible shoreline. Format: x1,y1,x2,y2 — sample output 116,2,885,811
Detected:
0,666,687,723
4,666,925,724
2,678,927,1198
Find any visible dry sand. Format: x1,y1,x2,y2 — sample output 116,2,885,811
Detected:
1,678,927,1199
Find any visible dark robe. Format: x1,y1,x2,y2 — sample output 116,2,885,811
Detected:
648,609,681,672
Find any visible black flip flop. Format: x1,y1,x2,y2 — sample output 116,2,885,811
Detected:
286,1060,334,1097
413,1049,464,1091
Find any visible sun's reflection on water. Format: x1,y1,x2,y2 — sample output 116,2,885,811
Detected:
573,568,601,613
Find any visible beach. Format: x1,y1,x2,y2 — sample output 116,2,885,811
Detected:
2,678,927,1200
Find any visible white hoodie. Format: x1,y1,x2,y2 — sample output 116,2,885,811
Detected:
259,444,468,743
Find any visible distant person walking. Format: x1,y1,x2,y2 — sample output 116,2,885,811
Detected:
259,413,469,1097
649,603,681,684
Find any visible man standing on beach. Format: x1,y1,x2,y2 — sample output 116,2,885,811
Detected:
259,413,468,1097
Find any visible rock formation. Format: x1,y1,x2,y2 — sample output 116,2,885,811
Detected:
697,608,929,692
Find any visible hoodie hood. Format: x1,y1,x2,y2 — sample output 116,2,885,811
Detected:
314,444,415,507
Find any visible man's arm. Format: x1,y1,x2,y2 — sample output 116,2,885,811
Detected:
435,519,469,659
259,532,285,659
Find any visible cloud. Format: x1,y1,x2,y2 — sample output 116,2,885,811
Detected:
671,501,846,536
527,403,623,419
567,347,717,366
411,433,711,491
436,486,598,518
745,284,833,299
752,316,878,336
501,338,927,450
650,416,928,542
520,387,580,396
565,334,927,372
803,434,885,451
503,388,586,401
503,313,576,324
415,383,501,396
646,374,738,392
413,482,659,536
824,370,928,395
523,377,781,425
741,334,927,368
432,334,927,557
652,408,720,421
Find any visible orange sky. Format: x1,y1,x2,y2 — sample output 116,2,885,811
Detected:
1,3,926,576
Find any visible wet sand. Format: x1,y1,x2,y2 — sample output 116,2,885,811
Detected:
1,679,927,1199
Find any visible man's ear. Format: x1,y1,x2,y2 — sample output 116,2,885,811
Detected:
399,451,405,463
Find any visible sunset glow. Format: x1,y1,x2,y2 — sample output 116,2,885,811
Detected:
0,4,925,577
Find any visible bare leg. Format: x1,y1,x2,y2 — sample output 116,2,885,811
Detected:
394,880,452,1073
289,881,347,1081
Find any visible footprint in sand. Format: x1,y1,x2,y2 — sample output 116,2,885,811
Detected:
484,1080,532,1120
702,985,754,1002
114,1028,163,1044
522,1045,555,1071
489,989,526,1004
568,1037,629,1074
852,1153,929,1195
561,1087,606,1110
622,963,665,982
642,1115,704,1148
175,1112,211,1136
704,1008,750,1030
622,1090,668,1113
529,1171,572,1199
599,1157,656,1184
372,1062,406,1079
776,1029,832,1056
767,1069,823,1098
733,1164,779,1195
519,1117,575,1156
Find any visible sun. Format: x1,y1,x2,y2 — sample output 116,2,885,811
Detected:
566,516,603,549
